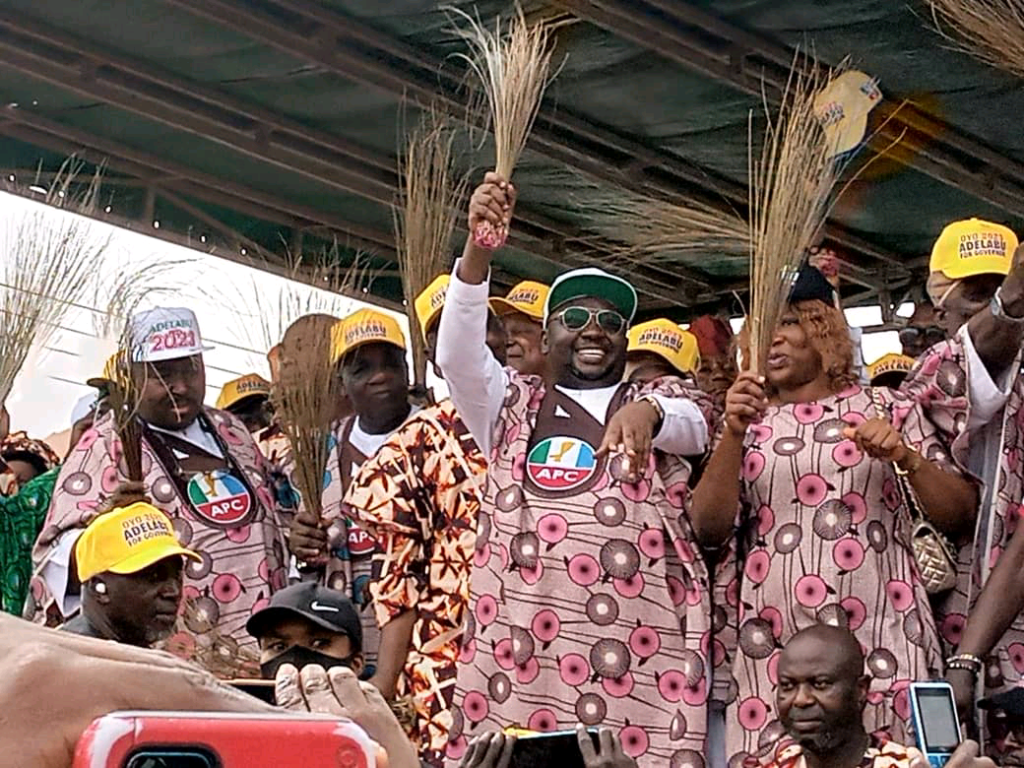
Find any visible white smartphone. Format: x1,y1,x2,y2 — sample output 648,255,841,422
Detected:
909,682,963,767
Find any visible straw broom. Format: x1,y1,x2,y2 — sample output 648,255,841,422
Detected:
252,252,370,525
747,63,846,373
449,5,560,249
573,189,750,265
394,105,469,389
0,160,107,406
927,0,1024,78
94,256,194,483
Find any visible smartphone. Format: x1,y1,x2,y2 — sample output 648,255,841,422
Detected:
509,729,599,768
909,682,963,767
72,711,381,768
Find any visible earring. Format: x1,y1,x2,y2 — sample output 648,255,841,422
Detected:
94,582,107,594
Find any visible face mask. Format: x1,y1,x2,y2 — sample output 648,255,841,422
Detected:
260,644,357,680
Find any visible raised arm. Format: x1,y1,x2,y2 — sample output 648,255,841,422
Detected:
689,372,767,549
436,173,517,455
946,519,1024,717
963,246,1024,379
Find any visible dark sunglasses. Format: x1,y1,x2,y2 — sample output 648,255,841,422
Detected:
898,325,945,346
555,306,627,335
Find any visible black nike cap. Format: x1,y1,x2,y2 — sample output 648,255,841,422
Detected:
245,582,362,652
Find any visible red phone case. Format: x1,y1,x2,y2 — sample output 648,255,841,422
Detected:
73,711,378,768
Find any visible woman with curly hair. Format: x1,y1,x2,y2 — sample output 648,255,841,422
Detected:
690,266,978,765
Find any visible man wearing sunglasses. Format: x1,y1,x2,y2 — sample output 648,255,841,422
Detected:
435,172,715,767
979,686,1024,766
898,303,945,359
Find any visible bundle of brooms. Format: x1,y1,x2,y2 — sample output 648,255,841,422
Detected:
746,63,848,373
257,253,369,525
927,0,1024,78
0,161,107,409
95,255,195,484
394,105,469,391
449,5,561,249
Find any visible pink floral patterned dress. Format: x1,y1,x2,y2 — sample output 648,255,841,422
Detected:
722,385,951,766
446,373,717,768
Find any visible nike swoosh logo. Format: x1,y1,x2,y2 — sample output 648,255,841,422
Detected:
310,601,339,613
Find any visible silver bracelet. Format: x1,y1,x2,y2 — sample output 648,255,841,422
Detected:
990,285,1024,324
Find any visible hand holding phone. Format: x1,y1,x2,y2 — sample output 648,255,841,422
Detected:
909,682,963,767
576,726,638,768
460,732,516,768
910,740,996,768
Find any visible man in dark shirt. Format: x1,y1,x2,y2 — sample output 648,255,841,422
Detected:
61,502,198,647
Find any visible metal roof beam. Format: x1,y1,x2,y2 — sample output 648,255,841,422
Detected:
158,0,901,284
557,0,1024,220
0,10,714,303
0,111,400,256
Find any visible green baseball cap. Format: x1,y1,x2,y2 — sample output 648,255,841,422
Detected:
543,268,638,325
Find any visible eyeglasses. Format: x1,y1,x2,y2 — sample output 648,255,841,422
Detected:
898,325,946,347
555,306,627,335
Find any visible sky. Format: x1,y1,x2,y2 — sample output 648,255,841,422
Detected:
1,190,903,443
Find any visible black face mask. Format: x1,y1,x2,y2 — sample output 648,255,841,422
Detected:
260,645,357,680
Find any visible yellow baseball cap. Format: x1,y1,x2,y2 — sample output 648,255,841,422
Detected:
86,354,118,390
333,308,407,363
76,502,200,582
930,218,1018,279
867,353,915,382
814,70,883,157
414,274,449,339
627,319,701,375
216,373,271,410
489,281,549,321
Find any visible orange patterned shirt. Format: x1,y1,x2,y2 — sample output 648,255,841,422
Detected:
342,399,485,763
763,734,924,768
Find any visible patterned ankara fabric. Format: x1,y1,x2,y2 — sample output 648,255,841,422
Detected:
321,414,382,677
445,373,716,768
0,432,60,487
0,467,57,615
761,733,923,768
900,339,1024,751
723,386,951,766
26,408,289,677
342,399,485,765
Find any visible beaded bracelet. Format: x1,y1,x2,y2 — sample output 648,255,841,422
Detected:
946,653,984,673
946,660,979,676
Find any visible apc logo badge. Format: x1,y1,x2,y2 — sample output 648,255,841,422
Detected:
527,437,597,491
187,469,253,527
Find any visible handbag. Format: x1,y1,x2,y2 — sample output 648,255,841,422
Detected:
868,388,958,594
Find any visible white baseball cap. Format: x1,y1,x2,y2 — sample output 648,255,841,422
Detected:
130,307,213,363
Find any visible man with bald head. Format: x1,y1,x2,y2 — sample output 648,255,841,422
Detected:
767,624,924,768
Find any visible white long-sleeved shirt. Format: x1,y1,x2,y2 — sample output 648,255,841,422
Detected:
962,325,1017,432
435,263,708,457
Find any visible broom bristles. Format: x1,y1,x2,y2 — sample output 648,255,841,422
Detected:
574,190,750,264
748,60,846,373
448,5,560,179
928,0,1024,79
394,105,469,385
0,159,108,405
245,252,371,520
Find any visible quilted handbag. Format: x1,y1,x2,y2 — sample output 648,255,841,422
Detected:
868,388,957,594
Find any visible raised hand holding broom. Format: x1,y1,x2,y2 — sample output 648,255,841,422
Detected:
450,6,558,250
457,172,518,285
